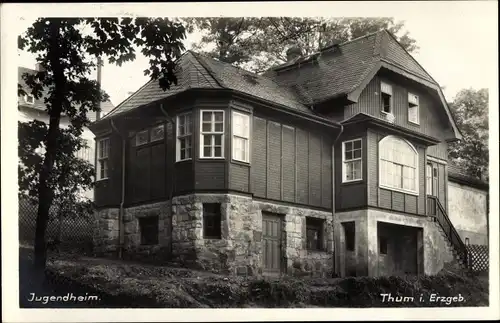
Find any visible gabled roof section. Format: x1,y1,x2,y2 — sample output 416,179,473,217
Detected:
102,50,312,120
265,29,461,140
103,51,222,119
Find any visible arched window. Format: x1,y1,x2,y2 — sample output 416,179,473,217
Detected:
379,136,418,194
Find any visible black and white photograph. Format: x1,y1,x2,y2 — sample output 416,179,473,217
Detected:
1,1,498,321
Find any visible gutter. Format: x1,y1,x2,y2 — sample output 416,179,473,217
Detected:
110,118,126,259
159,102,176,258
331,123,344,277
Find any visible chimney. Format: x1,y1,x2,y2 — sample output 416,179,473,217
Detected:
96,57,102,121
286,46,302,62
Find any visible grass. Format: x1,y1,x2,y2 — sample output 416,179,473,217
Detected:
40,252,489,308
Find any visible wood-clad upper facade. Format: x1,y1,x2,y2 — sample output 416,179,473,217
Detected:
90,30,461,217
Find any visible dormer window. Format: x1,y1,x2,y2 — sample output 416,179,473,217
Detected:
381,82,392,114
24,94,35,105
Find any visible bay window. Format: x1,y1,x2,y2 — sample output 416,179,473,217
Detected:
232,111,250,163
176,113,192,161
200,110,224,158
379,136,418,194
97,137,110,180
342,138,362,182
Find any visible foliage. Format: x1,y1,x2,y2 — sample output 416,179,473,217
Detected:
448,88,489,180
184,17,418,72
18,17,187,269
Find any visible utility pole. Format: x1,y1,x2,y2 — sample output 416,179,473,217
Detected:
96,57,102,121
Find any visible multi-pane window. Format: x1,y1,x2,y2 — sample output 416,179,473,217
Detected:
200,110,224,158
135,124,165,147
306,217,324,251
203,203,222,239
151,124,165,142
135,129,149,146
176,113,192,161
232,111,250,163
408,93,419,124
379,136,418,193
426,163,433,195
97,138,110,180
139,216,159,245
381,82,393,114
342,139,362,182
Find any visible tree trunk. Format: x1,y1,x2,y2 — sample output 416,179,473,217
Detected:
33,19,64,271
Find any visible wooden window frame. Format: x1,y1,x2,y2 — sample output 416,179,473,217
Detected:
139,216,159,245
306,217,324,251
231,111,250,163
200,110,225,159
342,138,363,183
203,203,222,239
408,92,420,125
96,137,110,181
381,82,393,114
176,113,193,162
379,136,419,195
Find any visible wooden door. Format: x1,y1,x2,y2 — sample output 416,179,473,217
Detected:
262,213,283,274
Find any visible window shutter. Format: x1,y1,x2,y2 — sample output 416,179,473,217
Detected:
408,93,419,105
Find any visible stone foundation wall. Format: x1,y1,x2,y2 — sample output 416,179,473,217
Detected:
169,193,333,276
93,194,334,276
93,208,120,256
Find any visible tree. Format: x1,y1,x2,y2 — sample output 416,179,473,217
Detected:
184,17,418,72
18,18,186,270
448,88,489,180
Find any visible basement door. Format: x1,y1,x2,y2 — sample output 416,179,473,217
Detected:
262,213,283,275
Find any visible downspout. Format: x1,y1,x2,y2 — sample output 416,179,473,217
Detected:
110,118,125,259
331,123,344,277
159,103,176,258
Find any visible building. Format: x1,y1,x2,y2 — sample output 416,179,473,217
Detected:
90,30,489,277
18,64,115,200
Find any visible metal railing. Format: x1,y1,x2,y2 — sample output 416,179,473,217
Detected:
427,195,469,268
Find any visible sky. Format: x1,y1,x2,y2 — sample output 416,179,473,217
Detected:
14,1,499,108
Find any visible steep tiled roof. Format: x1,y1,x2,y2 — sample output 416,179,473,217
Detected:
18,67,115,119
105,51,222,119
99,29,458,141
103,51,311,120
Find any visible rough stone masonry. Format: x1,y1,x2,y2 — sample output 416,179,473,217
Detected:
93,193,334,277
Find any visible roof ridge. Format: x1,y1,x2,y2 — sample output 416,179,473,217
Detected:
188,51,226,88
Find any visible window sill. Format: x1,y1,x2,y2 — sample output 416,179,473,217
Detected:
379,184,419,196
175,158,192,163
231,159,250,166
408,120,420,126
203,237,222,240
199,157,225,161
